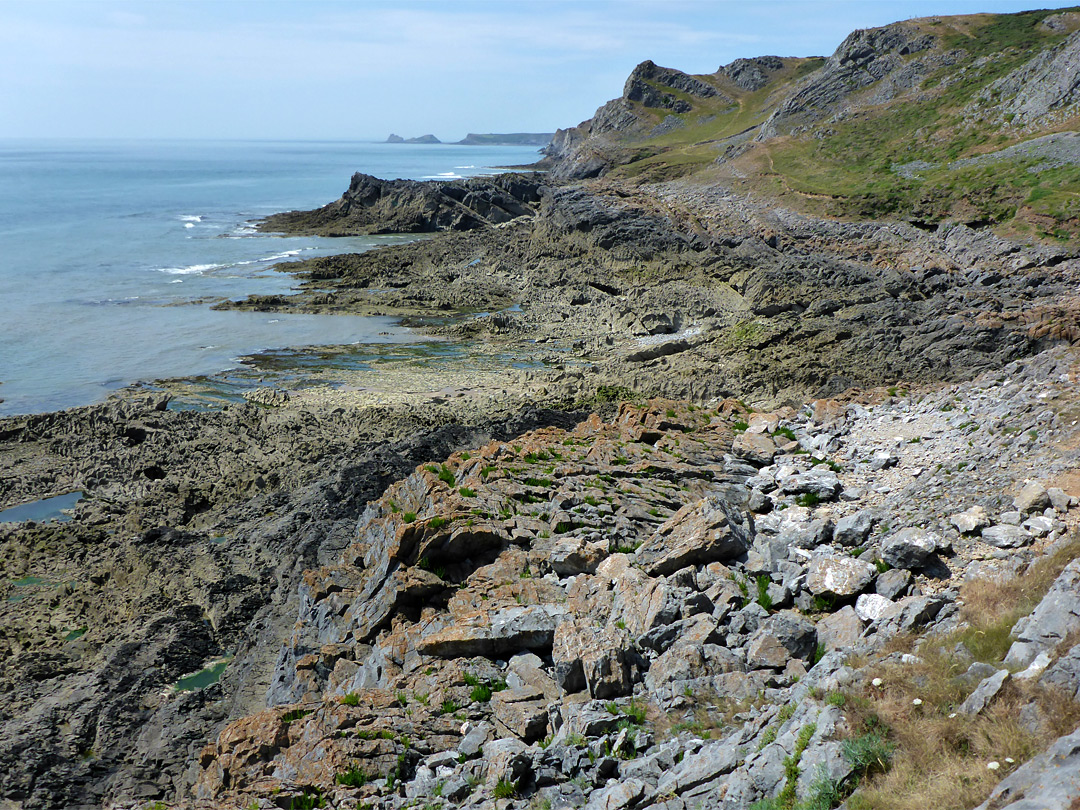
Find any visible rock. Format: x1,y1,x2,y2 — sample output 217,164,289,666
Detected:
417,605,567,657
1014,481,1050,514
875,568,911,600
881,527,937,570
854,593,899,622
654,738,742,797
1043,644,1080,699
635,491,752,576
806,553,876,598
1024,515,1055,537
972,726,1080,810
780,468,841,500
1047,487,1071,513
981,524,1032,549
482,737,531,784
732,432,776,466
746,611,817,668
553,619,634,698
551,536,606,575
458,720,493,757
897,594,948,630
950,505,990,534
491,687,550,742
1005,560,1080,669
834,510,876,546
958,669,1009,715
815,605,864,651
583,777,649,810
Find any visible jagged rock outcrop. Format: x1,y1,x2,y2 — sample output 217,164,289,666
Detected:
258,172,543,235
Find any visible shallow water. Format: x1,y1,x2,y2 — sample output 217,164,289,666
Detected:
174,658,231,691
0,140,542,415
0,491,84,523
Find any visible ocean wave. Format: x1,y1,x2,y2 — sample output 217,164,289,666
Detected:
455,165,476,169
233,249,306,267
422,172,463,180
157,263,225,276
184,222,195,229
179,215,203,222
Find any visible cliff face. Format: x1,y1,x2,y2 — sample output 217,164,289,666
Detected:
541,8,1080,245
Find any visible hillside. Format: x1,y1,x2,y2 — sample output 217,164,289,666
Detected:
543,8,1080,246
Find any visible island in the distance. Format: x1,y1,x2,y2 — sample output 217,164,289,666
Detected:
385,132,554,145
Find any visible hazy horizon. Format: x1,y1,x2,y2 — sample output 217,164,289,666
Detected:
2,0,1074,142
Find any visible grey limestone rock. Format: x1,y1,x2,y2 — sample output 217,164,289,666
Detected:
981,524,1032,548
958,668,1009,716
747,611,817,668
1014,481,1051,514
807,553,876,598
1043,643,1080,700
972,725,1080,810
875,568,911,600
950,505,989,534
881,527,938,569
834,509,876,546
1005,560,1080,668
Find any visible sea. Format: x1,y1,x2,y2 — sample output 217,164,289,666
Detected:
0,140,542,416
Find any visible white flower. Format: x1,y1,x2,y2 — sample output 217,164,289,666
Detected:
912,698,923,707
987,761,1001,771
1005,757,1015,764
871,677,884,687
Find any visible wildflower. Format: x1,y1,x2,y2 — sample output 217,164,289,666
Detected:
871,677,884,688
987,761,1001,771
912,698,923,707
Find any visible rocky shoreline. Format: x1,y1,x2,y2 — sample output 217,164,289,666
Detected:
3,166,1080,810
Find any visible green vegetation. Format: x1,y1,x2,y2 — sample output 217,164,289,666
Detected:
334,765,371,788
493,778,519,799
340,692,361,707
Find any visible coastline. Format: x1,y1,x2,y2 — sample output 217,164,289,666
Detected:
2,167,1080,809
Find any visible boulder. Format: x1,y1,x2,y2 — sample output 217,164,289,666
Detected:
881,528,937,570
491,686,550,742
1043,644,1080,700
981,524,1033,549
732,432,776,466
1014,481,1050,514
950,506,990,534
553,619,634,698
875,568,911,600
958,669,1009,715
806,554,876,598
834,510,876,546
815,605,864,651
746,611,817,668
1047,487,1071,513
854,593,899,623
780,468,841,500
635,491,752,576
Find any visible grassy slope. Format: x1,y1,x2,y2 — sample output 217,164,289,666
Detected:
603,8,1080,245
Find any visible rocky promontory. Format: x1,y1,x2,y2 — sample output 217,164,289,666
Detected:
4,6,1080,810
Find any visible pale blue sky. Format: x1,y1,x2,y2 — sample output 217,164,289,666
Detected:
0,0,1073,141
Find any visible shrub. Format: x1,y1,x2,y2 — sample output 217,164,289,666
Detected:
795,492,820,508
340,692,361,707
459,487,476,497
493,778,518,799
334,765,370,788
470,684,492,703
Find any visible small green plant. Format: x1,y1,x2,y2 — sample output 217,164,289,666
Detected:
470,684,493,703
795,492,820,508
733,420,750,432
395,691,408,707
403,511,417,523
290,787,325,810
756,575,774,611
459,486,476,498
463,672,481,687
666,408,677,418
429,516,449,529
825,691,847,707
340,692,361,707
438,466,455,485
775,426,797,441
440,698,460,715
281,708,312,724
335,765,370,788
493,778,518,799
415,692,429,706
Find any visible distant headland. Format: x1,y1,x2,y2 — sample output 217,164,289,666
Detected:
385,132,554,146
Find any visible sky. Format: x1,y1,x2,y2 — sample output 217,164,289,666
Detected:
0,0,1075,141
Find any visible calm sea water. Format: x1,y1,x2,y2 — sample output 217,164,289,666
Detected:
0,140,541,415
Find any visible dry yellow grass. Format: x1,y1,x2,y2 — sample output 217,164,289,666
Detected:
841,536,1080,809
